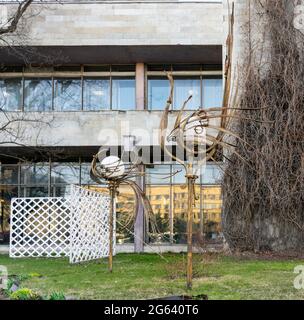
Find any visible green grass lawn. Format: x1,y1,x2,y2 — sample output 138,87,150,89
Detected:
0,253,304,300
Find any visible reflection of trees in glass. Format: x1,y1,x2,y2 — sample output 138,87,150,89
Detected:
54,79,81,111
0,79,22,110
51,163,80,184
24,79,52,111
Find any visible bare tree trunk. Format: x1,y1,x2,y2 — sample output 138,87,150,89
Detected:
222,0,304,252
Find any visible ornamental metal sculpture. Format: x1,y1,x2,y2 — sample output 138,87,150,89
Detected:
159,4,235,289
159,3,272,289
90,146,153,272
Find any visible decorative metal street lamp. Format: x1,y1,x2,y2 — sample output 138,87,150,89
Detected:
90,142,153,273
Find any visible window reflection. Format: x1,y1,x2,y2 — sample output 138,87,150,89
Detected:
0,79,22,111
148,78,170,110
54,78,81,111
174,78,200,109
146,185,170,243
116,185,135,243
202,186,222,240
21,163,49,185
51,163,80,184
24,79,52,111
172,184,201,244
202,78,223,108
83,78,110,110
112,78,135,110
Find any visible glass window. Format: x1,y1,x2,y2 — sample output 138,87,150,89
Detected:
83,78,110,110
51,163,80,184
0,78,22,111
201,165,222,184
21,186,49,198
54,78,81,111
172,165,186,184
21,163,49,185
112,78,135,110
173,184,201,244
146,185,171,243
0,186,18,243
80,163,98,185
202,186,222,240
202,78,223,108
174,78,200,109
148,78,170,110
24,79,52,111
0,165,19,185
146,165,171,185
116,185,135,244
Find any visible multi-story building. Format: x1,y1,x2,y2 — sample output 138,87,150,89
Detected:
0,0,232,251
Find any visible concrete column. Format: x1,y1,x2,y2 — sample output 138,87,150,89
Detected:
136,62,145,110
134,63,145,253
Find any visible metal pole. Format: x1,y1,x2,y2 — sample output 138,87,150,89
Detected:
186,164,197,289
108,183,116,273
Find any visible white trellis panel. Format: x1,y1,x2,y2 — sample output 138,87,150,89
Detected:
69,185,113,264
10,197,70,258
9,185,114,263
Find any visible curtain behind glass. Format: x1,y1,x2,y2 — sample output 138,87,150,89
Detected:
202,78,223,108
83,78,110,110
0,79,22,111
24,79,52,111
174,78,200,109
112,78,135,110
148,78,170,110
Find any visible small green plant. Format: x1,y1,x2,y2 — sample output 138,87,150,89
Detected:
48,291,66,300
28,272,43,278
10,288,41,300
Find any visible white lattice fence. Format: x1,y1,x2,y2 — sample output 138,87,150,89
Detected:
9,185,113,263
69,185,113,264
9,197,70,258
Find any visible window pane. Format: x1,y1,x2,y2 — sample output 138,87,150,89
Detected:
146,165,171,185
173,184,201,244
80,163,98,185
202,186,222,240
0,78,22,111
0,165,19,184
202,165,222,184
54,78,81,111
116,185,135,244
51,163,80,184
24,79,52,111
83,78,110,110
202,78,223,108
148,78,170,110
0,186,18,244
146,185,170,243
21,186,49,197
112,78,135,110
21,163,49,185
174,78,200,109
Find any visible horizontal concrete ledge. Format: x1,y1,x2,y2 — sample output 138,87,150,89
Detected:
0,45,222,65
0,244,223,255
0,1,223,4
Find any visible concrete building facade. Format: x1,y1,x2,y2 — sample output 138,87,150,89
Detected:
0,0,239,251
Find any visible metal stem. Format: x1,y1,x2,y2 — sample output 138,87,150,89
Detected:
186,164,197,289
108,183,116,273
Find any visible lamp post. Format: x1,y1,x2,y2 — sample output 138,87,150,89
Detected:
90,139,153,273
